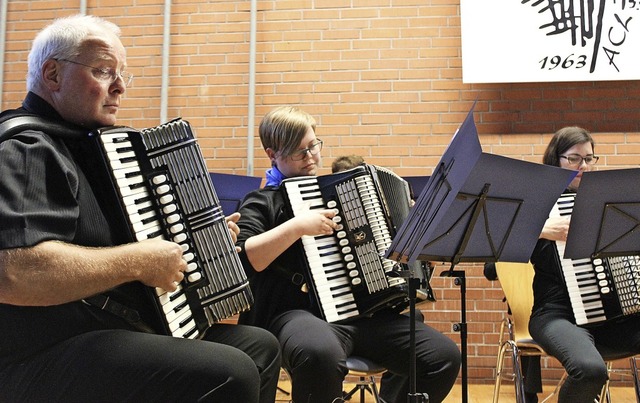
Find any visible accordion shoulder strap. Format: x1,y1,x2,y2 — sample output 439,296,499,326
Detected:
0,111,85,144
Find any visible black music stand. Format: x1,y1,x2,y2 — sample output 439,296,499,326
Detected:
386,105,577,403
564,168,640,259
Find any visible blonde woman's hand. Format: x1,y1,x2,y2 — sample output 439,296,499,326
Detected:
295,209,340,236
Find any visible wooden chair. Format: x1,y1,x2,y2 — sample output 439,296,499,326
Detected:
494,262,640,403
596,349,640,403
493,262,559,403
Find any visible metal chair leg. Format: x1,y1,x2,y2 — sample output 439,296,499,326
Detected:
508,342,526,403
631,357,640,402
493,341,509,403
343,375,382,403
369,375,381,402
540,372,565,403
598,361,614,403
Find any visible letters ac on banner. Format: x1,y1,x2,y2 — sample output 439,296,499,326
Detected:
460,0,640,84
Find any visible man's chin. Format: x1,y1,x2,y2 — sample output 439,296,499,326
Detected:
97,115,118,128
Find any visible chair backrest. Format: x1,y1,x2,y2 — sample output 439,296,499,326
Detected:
495,262,536,342
402,175,430,201
209,172,263,216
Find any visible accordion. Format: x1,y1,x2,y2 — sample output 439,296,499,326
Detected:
281,164,418,323
551,193,640,326
71,118,253,339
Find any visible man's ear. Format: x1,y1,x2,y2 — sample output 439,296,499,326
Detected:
42,59,61,90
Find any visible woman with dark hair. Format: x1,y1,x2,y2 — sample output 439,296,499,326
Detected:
529,126,640,402
541,126,595,181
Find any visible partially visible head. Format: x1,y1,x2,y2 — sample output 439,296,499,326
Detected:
260,106,321,177
259,106,317,157
543,126,594,167
543,126,597,190
331,155,365,173
27,14,128,128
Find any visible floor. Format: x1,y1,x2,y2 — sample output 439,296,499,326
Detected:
275,381,640,402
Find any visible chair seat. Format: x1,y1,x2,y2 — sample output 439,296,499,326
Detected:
599,345,640,362
515,339,547,354
344,356,386,403
346,356,387,375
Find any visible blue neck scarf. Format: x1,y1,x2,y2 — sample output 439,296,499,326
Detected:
265,165,287,187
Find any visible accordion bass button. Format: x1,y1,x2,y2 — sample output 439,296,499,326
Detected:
169,224,184,234
159,194,174,204
162,204,177,214
156,184,171,194
173,233,187,243
151,174,168,184
166,213,180,224
186,262,198,272
183,252,195,262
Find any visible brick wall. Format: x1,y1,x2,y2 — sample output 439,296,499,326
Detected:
3,0,640,387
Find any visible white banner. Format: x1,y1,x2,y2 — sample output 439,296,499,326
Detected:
461,0,640,83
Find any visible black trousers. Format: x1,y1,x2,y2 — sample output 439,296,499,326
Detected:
0,324,281,403
530,307,640,403
269,309,461,403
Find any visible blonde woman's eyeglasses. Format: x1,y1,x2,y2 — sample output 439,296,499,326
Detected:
289,140,323,161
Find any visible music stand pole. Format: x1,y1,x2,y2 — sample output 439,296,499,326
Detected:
408,273,429,403
441,267,467,403
437,183,492,403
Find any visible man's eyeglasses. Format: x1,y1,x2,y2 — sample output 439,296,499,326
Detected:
289,140,323,161
56,59,133,87
560,154,599,166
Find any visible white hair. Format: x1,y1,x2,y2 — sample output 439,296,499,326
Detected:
26,14,121,91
